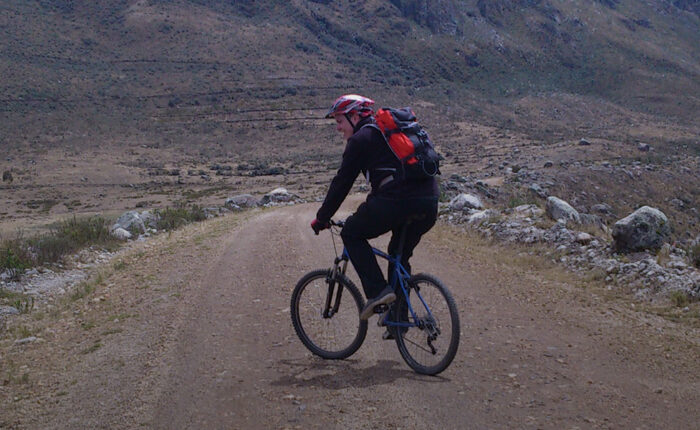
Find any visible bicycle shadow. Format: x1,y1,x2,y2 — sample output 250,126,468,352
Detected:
271,357,449,390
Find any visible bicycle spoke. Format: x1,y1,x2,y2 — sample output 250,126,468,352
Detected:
401,333,436,355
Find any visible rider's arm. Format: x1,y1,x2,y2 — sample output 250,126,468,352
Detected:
316,136,365,224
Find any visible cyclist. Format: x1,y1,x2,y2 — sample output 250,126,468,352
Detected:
311,94,439,323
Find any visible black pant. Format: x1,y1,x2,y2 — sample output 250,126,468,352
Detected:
341,195,438,299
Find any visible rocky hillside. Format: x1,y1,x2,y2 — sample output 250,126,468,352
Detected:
2,0,698,144
0,0,697,245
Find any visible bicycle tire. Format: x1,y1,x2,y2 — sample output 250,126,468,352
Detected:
290,269,368,359
394,273,460,375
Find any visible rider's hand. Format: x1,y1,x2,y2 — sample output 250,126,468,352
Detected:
311,219,329,235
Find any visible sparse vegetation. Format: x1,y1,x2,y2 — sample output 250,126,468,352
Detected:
70,280,96,301
0,244,31,276
691,243,700,269
670,290,690,308
81,341,102,354
154,205,207,231
0,216,120,275
12,297,34,314
25,199,59,213
0,288,32,310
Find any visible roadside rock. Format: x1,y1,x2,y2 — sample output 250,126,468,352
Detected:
260,188,301,206
111,227,132,241
511,204,545,219
467,209,499,226
225,194,259,210
112,211,147,234
203,207,227,218
546,196,581,225
612,206,670,252
528,183,547,198
576,232,593,244
0,305,20,317
449,193,484,211
442,194,698,303
139,211,158,230
14,336,37,345
591,203,613,215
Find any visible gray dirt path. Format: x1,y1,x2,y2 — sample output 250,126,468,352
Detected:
2,200,698,429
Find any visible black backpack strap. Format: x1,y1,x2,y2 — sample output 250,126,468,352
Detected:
361,123,401,161
360,123,400,185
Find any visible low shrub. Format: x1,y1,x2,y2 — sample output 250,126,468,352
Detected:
691,243,700,269
155,205,207,231
0,216,118,273
32,216,118,265
670,290,690,308
0,243,32,275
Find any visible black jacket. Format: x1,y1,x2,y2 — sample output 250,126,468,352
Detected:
316,116,439,224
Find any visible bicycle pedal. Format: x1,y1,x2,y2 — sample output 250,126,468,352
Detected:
374,304,389,314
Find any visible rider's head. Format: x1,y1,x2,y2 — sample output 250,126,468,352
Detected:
325,94,374,139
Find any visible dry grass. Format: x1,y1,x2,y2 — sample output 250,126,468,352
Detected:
430,223,579,285
429,222,700,328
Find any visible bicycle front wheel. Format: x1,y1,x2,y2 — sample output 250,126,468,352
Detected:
290,269,368,359
395,273,460,375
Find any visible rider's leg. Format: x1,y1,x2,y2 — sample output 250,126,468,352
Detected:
386,196,438,280
341,197,396,299
386,197,438,329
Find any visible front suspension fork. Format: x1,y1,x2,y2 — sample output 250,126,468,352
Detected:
323,256,348,318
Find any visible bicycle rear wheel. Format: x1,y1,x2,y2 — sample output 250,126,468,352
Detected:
394,273,460,375
291,269,367,359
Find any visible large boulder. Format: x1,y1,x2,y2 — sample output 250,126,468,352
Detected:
260,188,298,205
545,196,581,225
225,194,258,210
467,209,499,225
139,210,158,230
112,211,146,234
449,193,484,211
612,206,670,252
111,227,132,241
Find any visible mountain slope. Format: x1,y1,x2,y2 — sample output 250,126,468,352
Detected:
0,0,698,242
2,0,698,144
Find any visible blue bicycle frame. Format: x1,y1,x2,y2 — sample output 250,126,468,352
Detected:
338,244,434,330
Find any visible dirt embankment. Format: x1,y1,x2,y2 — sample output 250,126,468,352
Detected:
1,200,699,429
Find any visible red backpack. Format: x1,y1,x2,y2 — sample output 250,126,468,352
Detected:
368,107,442,180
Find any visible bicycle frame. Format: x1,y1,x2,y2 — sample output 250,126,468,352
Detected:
327,224,434,329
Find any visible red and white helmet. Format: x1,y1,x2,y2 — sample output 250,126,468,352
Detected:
325,94,375,119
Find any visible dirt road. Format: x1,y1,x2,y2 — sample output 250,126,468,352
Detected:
2,200,699,429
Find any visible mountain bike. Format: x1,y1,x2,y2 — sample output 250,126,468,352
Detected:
290,219,460,375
